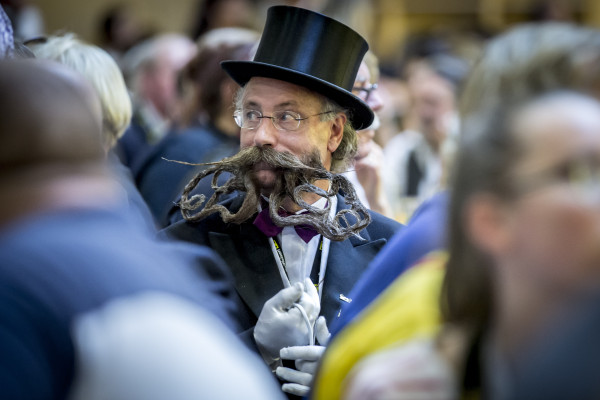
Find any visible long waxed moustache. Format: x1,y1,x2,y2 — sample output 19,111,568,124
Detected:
177,146,371,241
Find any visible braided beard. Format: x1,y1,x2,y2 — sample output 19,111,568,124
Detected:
178,146,371,241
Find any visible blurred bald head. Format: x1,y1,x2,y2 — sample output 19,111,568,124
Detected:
0,59,105,172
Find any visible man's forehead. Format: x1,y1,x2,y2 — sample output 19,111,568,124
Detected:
355,63,370,84
516,94,600,143
243,77,322,107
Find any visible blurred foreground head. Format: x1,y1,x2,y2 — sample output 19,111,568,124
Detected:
460,23,600,120
444,23,600,333
0,59,107,222
0,59,104,168
447,93,600,328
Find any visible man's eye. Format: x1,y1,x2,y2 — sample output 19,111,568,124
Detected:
245,110,261,121
278,111,298,122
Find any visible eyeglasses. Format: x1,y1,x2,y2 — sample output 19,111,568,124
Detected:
514,158,600,202
22,36,48,46
352,83,378,102
233,109,333,131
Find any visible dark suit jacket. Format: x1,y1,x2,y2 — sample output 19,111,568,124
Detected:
0,205,243,399
114,118,153,169
161,193,401,348
134,123,239,226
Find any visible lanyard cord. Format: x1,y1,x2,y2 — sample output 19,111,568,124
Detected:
261,197,334,346
268,235,324,346
269,236,289,286
270,235,323,291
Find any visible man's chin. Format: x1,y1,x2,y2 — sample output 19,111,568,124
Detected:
252,169,277,193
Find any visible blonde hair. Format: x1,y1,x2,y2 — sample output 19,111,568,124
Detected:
362,50,379,83
30,33,132,149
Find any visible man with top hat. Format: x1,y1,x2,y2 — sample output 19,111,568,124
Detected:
161,5,401,396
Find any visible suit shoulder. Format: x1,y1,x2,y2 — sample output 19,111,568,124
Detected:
160,194,246,244
366,210,403,240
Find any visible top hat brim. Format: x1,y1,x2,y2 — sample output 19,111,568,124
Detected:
222,60,374,130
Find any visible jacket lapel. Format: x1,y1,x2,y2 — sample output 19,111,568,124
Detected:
208,220,284,320
320,195,388,323
207,193,388,325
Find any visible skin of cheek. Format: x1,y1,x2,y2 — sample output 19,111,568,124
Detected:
507,191,600,293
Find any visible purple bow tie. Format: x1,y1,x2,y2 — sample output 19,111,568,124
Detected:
253,206,319,243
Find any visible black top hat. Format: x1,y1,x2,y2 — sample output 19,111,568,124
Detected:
221,6,374,130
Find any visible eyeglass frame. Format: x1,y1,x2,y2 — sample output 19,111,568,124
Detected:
511,156,600,203
22,36,48,46
233,109,334,131
352,83,378,102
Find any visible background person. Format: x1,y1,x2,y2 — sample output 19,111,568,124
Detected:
134,27,258,226
116,33,197,168
383,53,469,218
345,51,393,218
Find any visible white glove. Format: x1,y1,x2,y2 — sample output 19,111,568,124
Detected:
276,316,330,396
254,278,320,367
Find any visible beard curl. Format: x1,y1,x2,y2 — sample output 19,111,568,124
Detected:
177,146,371,241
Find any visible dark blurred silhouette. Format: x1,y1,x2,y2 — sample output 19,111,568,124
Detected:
0,58,284,400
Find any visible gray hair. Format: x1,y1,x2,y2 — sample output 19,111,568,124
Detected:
319,98,357,173
121,33,195,94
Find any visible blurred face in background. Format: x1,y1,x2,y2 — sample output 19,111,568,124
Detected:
353,62,383,160
407,67,456,149
142,40,196,120
496,94,600,295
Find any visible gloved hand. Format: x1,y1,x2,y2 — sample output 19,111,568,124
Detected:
254,278,320,368
276,316,330,396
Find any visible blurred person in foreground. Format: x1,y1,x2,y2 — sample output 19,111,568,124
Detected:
135,27,259,226
345,51,392,218
116,33,197,168
0,58,284,400
510,285,600,399
345,89,600,400
312,22,600,400
161,6,400,397
27,33,156,231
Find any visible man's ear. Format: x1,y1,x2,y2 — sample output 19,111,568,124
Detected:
327,113,346,154
465,193,513,257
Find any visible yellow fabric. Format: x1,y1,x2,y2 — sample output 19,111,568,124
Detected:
311,251,448,400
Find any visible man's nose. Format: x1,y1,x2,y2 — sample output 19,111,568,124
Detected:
253,117,278,147
368,89,384,113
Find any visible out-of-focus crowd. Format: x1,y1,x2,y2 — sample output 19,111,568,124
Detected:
2,1,600,399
